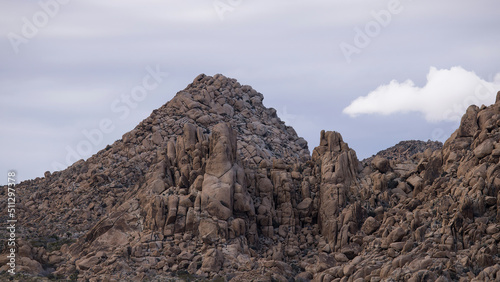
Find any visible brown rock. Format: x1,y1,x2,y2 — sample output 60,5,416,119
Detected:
392,254,413,268
407,175,423,191
76,255,100,271
205,123,237,178
18,257,43,275
474,139,494,159
231,218,246,237
458,105,479,137
198,218,219,244
408,270,437,282
486,224,499,235
334,252,349,262
388,227,406,243
295,271,313,281
361,217,380,235
200,123,242,220
372,156,391,173
297,198,313,210
201,248,224,272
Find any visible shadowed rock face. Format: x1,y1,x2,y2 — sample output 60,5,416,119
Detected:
1,77,499,281
312,131,359,244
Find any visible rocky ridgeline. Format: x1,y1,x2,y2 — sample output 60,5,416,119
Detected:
363,140,443,165
0,75,499,281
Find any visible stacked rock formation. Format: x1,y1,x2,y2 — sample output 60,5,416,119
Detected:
363,140,443,165
0,75,499,282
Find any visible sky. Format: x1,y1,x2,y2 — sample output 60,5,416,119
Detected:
1,0,500,185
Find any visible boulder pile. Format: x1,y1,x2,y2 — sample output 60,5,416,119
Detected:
0,75,499,281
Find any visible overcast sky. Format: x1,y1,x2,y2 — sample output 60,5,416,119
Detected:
2,0,500,185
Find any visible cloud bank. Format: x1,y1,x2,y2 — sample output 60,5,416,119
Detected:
343,67,500,122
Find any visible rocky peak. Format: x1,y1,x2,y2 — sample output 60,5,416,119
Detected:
363,140,443,166
152,73,310,166
1,79,499,281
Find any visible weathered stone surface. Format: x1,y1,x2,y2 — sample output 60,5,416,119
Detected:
361,216,380,235
201,248,224,272
458,105,479,137
76,255,100,271
372,156,391,173
313,130,358,244
199,123,239,220
474,139,494,159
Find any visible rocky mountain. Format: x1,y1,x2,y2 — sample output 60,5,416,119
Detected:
0,75,499,281
363,140,443,165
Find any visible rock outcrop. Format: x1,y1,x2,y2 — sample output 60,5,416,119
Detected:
0,76,499,281
312,131,360,247
363,140,443,165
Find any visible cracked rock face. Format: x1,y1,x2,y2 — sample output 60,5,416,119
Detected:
313,131,359,244
1,76,499,281
201,123,239,220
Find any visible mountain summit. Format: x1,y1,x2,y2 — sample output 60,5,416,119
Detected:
1,75,499,281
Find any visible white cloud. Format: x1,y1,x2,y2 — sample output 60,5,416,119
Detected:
343,67,500,122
